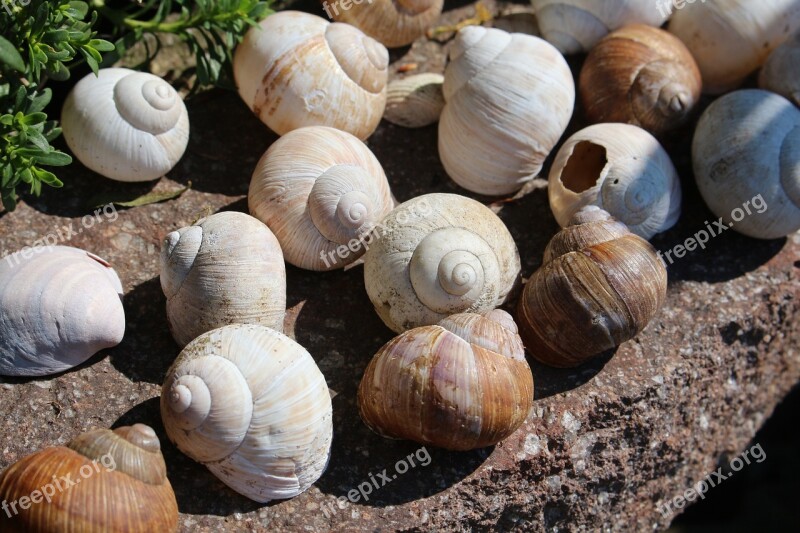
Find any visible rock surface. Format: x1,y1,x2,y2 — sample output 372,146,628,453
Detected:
1,2,799,532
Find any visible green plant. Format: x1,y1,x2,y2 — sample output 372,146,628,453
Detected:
0,0,271,212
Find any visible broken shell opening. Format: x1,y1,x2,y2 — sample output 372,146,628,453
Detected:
561,141,607,194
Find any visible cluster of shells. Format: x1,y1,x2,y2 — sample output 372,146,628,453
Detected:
2,0,800,530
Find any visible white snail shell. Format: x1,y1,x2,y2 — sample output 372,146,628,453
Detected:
531,0,671,54
438,26,574,196
234,11,389,140
668,0,800,94
327,0,444,48
548,123,682,239
384,73,445,128
248,126,394,270
0,246,125,376
160,212,286,347
364,193,521,333
693,89,800,239
759,33,800,107
161,324,332,503
62,68,189,182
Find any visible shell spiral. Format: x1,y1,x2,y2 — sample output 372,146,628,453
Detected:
161,324,333,503
517,206,668,367
579,24,702,134
249,126,394,270
62,68,189,182
532,0,671,54
548,123,682,239
160,211,287,347
364,193,521,333
234,11,389,140
358,310,534,450
692,89,800,239
327,0,444,48
438,26,574,195
0,424,178,532
0,246,125,377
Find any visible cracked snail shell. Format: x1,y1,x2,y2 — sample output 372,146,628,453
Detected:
248,126,394,270
234,11,389,140
383,73,445,128
531,0,671,54
358,310,534,451
0,246,125,377
62,68,189,182
580,24,702,134
438,26,574,195
326,0,444,48
364,193,521,333
0,424,178,532
517,206,667,368
161,324,333,503
548,123,682,240
160,211,286,347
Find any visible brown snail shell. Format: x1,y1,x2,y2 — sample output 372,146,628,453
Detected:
0,424,178,532
326,0,444,48
358,309,534,451
579,24,702,134
516,206,667,368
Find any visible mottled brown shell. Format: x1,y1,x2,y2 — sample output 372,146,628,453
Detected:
327,0,444,48
517,206,667,367
358,310,534,451
0,424,178,533
579,24,701,134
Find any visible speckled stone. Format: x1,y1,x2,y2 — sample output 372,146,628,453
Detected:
1,2,799,532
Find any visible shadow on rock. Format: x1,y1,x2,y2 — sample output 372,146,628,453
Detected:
112,398,266,517
110,276,180,384
530,348,616,400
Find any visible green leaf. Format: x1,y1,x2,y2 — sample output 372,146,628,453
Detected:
0,36,25,73
28,89,53,114
2,191,18,212
89,39,115,52
32,167,63,187
66,1,89,19
80,47,99,74
90,182,192,209
19,112,47,126
26,129,51,152
32,150,72,166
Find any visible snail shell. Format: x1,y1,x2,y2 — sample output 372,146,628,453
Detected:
358,310,534,451
384,73,445,128
531,0,671,54
516,206,667,368
161,324,333,503
693,89,800,239
326,0,444,48
248,126,394,270
759,33,800,107
548,123,682,240
0,246,125,377
160,212,286,347
62,68,189,182
580,24,702,134
364,193,521,333
234,11,389,140
668,0,800,94
0,424,178,532
438,26,574,195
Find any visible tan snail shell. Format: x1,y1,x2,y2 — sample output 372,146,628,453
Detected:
531,0,671,54
548,123,682,240
358,310,534,451
759,33,800,107
160,211,286,347
438,26,574,195
580,25,702,134
248,126,394,270
62,68,189,182
383,73,445,128
363,193,521,333
668,0,800,94
0,424,178,532
325,0,444,48
234,11,389,140
161,324,333,503
517,206,667,368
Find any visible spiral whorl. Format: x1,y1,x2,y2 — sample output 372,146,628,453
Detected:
160,226,203,299
114,72,183,134
326,23,388,94
308,165,378,244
